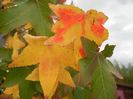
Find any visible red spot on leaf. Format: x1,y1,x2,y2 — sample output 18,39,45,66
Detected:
44,95,48,99
91,24,104,37
53,27,64,42
53,35,64,42
79,47,86,57
97,18,104,24
53,8,84,42
91,18,104,38
61,0,66,2
58,8,83,26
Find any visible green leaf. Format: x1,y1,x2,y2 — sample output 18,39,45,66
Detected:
0,0,53,36
19,80,34,99
81,37,98,57
80,37,117,99
79,57,97,86
0,47,12,61
0,69,7,83
2,66,35,87
35,81,43,93
73,86,91,99
79,37,99,86
107,60,123,79
66,67,78,77
91,55,117,99
101,44,115,57
0,34,6,47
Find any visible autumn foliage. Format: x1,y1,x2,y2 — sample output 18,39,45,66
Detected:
0,0,123,99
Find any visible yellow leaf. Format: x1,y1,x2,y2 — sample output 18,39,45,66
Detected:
5,33,25,60
4,84,19,99
58,66,75,87
5,35,13,49
26,67,39,81
45,4,108,63
24,22,32,30
8,34,76,99
12,32,25,60
1,0,12,5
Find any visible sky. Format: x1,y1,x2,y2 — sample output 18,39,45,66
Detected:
65,0,133,66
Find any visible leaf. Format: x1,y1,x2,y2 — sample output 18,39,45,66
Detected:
91,55,117,99
8,34,76,99
5,32,25,60
73,86,91,99
79,37,98,85
0,0,53,36
44,4,108,64
66,66,79,77
0,69,7,83
4,84,19,99
62,96,69,99
79,37,117,99
0,34,6,48
1,0,12,5
24,22,32,30
101,44,115,57
26,67,39,81
0,47,12,61
107,60,123,79
5,35,13,49
19,80,34,99
11,32,25,60
2,66,35,87
35,81,43,93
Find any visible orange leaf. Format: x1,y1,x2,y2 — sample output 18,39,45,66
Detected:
45,4,108,63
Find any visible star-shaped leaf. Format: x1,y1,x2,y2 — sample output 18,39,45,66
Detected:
79,37,118,99
45,4,108,64
8,34,76,99
0,0,53,36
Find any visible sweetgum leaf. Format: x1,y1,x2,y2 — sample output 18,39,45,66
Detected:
80,37,98,57
8,34,76,98
80,37,117,99
91,55,117,99
0,47,12,70
73,86,91,99
79,37,99,85
101,44,115,57
2,66,35,87
66,67,78,77
44,4,109,65
19,80,34,99
0,69,7,83
0,34,6,47
107,60,123,79
79,57,98,86
0,0,53,36
35,81,43,93
0,47,12,61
